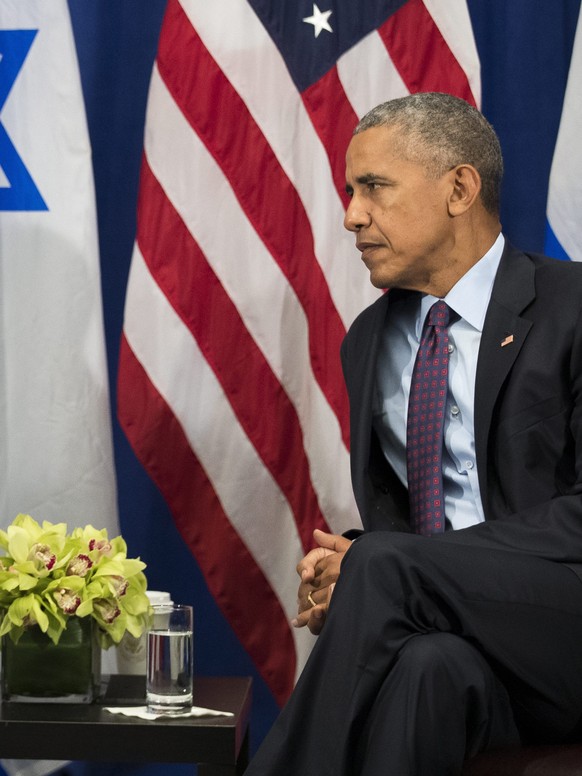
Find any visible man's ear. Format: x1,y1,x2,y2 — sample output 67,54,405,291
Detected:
447,164,482,216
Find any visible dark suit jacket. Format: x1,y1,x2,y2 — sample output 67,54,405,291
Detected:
340,241,582,572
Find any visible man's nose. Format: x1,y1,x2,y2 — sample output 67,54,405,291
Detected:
343,196,370,232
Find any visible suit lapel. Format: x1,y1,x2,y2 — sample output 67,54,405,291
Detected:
349,289,417,502
474,243,536,516
350,293,389,471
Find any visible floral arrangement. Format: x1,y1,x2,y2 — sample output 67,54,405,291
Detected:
0,514,151,649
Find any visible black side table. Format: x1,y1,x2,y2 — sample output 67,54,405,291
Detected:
0,675,252,775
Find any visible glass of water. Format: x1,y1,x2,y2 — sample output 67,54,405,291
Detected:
146,604,193,715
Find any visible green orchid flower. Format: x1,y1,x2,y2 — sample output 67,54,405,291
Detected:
0,593,49,638
0,514,151,648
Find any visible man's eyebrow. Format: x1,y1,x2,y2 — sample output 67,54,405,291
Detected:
355,173,381,184
355,173,392,186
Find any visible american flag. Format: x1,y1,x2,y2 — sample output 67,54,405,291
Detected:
118,0,480,707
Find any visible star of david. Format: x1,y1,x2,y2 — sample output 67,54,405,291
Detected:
0,29,47,211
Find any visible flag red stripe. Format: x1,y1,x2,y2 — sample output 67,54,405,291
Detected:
301,66,358,209
157,0,350,447
136,158,330,550
118,334,296,706
379,0,476,105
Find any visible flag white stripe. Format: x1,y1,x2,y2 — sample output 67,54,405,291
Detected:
145,68,360,535
337,30,409,118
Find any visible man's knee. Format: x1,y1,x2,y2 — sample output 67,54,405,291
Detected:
398,633,481,677
341,531,429,598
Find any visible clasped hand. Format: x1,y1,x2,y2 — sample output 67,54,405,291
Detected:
292,528,352,635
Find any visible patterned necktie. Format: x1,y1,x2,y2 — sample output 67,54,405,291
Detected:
406,300,454,535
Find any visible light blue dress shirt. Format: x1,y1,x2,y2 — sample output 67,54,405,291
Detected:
372,233,505,531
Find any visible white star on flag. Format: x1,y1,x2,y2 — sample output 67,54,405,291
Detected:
302,4,333,38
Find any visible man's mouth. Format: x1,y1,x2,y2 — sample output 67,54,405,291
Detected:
356,242,382,263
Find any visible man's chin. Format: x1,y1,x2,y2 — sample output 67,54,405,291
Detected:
368,269,391,290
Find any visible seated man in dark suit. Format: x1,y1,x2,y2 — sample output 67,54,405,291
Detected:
246,92,582,775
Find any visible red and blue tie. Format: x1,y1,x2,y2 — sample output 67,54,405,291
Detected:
406,300,454,535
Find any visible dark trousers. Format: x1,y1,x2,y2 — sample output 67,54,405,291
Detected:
246,531,582,775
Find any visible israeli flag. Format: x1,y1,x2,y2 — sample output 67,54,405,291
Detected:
0,2,118,774
0,3,117,526
545,5,582,262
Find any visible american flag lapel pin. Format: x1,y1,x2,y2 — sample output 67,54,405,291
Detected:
500,334,514,348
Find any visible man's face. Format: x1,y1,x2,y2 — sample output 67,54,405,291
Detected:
344,125,456,293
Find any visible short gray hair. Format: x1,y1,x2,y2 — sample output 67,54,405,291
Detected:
355,93,503,215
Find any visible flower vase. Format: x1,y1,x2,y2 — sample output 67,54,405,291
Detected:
1,616,101,703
